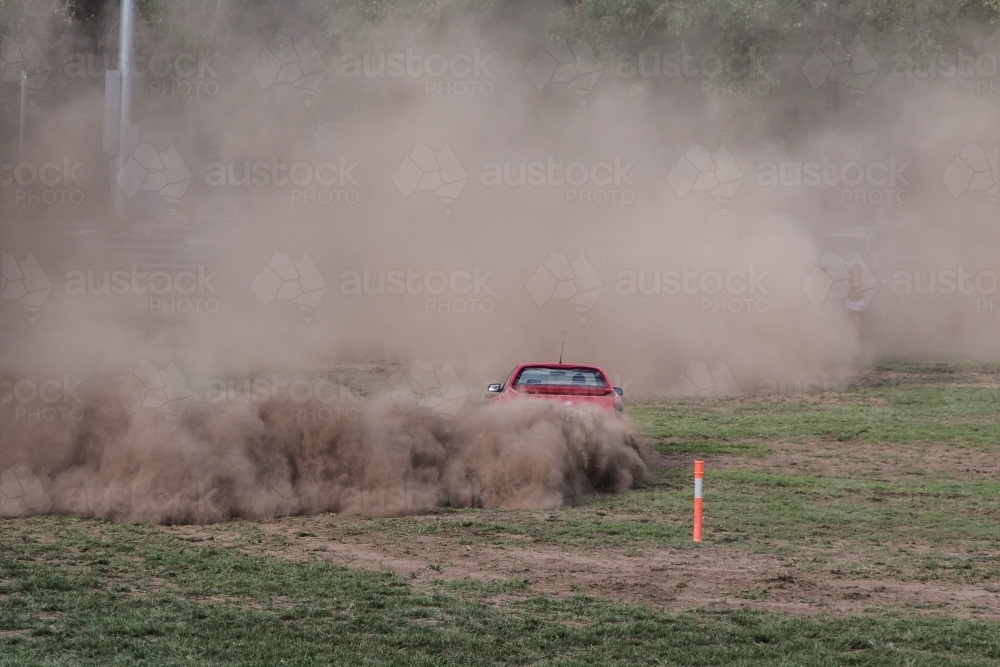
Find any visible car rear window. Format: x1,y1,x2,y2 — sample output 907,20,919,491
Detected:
514,367,607,388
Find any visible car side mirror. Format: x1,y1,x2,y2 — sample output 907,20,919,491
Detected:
613,387,623,396
487,383,502,393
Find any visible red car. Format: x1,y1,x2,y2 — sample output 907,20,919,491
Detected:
487,363,624,418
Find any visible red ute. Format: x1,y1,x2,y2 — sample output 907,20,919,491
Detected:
487,363,624,418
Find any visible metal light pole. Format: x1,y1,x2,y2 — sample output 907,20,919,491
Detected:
19,69,26,163
829,0,840,119
113,0,135,216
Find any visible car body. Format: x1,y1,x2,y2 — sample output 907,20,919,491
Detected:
487,363,624,418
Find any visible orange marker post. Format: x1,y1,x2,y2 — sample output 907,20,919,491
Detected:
693,460,704,542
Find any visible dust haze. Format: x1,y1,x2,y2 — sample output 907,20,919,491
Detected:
1,1,997,521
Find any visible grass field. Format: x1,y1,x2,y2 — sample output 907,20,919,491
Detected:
2,362,1000,666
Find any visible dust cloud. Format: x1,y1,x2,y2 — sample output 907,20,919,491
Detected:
0,390,647,522
1,1,997,521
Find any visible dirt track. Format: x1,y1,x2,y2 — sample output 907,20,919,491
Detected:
170,500,1000,619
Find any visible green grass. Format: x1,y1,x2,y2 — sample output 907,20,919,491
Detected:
2,362,1000,665
311,458,1000,582
3,518,1000,666
629,386,1000,448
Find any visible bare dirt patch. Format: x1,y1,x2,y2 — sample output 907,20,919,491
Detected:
171,513,1000,620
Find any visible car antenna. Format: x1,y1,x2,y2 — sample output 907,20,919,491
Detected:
558,341,564,364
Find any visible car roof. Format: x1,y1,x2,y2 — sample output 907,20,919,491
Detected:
515,362,603,370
